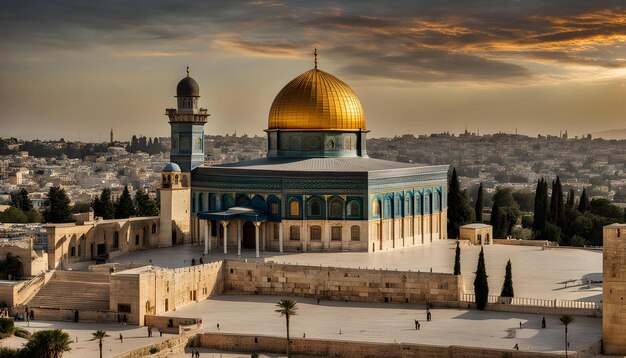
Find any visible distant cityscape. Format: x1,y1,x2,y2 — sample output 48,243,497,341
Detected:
2,130,625,211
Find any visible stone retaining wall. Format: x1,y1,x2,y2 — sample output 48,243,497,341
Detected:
196,332,577,358
224,260,462,304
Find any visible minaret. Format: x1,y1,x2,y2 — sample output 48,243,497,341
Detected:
110,128,114,145
165,66,210,172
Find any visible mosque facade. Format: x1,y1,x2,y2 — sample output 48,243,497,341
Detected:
160,60,449,256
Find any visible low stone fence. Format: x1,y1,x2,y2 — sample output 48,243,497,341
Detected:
459,293,601,317
89,263,150,273
195,332,583,358
19,307,119,323
493,239,556,247
113,331,196,358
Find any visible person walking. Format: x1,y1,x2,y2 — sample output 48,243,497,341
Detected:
119,333,123,343
541,317,546,328
216,323,220,330
514,343,519,350
415,320,420,330
426,311,432,322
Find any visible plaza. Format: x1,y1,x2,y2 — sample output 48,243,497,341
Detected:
99,239,602,302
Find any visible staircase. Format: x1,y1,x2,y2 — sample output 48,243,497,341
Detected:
27,270,110,311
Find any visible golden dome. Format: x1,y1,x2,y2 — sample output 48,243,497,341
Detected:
268,68,366,130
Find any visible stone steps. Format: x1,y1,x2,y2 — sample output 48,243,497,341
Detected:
27,271,110,311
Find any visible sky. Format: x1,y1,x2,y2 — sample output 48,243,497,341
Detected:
1,0,626,141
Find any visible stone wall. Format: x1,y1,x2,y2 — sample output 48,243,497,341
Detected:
26,307,118,323
145,315,200,334
109,262,224,325
196,332,569,358
603,224,626,355
224,260,461,304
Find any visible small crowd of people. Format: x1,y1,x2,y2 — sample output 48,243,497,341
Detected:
190,257,204,266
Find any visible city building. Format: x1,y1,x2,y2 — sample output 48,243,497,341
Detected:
459,223,492,245
603,223,626,355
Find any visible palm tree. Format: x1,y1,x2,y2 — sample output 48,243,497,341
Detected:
559,315,574,357
91,330,109,358
23,329,72,358
275,299,298,358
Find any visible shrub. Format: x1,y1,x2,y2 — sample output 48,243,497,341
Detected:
0,347,21,358
251,353,260,358
570,235,588,247
14,327,31,339
0,317,15,338
149,347,159,354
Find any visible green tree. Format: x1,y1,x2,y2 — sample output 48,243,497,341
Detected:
589,198,623,220
0,207,28,223
91,330,109,358
500,259,514,298
533,179,548,234
475,183,484,223
23,329,72,358
135,189,159,217
543,222,562,243
473,247,489,310
492,187,515,208
578,188,589,213
43,186,73,223
114,186,135,219
565,189,576,211
559,315,574,358
10,189,33,212
0,317,15,338
447,167,463,239
490,202,508,238
26,209,43,223
275,299,298,358
453,240,461,275
93,188,115,219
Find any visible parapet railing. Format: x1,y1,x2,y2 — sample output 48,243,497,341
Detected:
460,293,601,310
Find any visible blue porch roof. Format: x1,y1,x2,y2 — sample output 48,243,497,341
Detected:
198,206,268,222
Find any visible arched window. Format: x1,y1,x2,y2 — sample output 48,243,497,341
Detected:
113,232,119,249
331,227,342,241
425,193,431,214
394,195,402,217
372,199,380,217
384,196,393,218
70,246,76,257
351,226,360,241
347,201,360,218
271,203,279,215
310,226,321,241
289,226,300,241
135,234,140,245
404,195,411,216
329,199,343,218
175,175,179,184
289,200,300,217
151,224,157,234
309,200,322,217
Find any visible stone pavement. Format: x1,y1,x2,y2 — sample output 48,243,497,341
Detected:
100,239,601,302
0,320,174,358
166,295,601,353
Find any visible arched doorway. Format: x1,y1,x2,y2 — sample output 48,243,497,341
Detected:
242,221,256,249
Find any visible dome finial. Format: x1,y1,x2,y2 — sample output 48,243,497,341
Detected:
314,48,318,69
186,65,190,77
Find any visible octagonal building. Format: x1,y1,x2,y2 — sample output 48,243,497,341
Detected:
161,61,449,255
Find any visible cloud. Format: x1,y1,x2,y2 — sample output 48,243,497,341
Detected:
1,0,626,83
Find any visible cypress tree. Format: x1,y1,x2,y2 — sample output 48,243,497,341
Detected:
115,185,136,219
533,179,543,232
555,177,565,228
94,188,115,219
43,186,73,223
490,201,502,238
500,259,514,298
475,183,484,223
454,240,461,275
549,180,557,223
448,167,462,239
135,189,160,217
474,246,489,310
566,189,575,211
578,188,589,213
